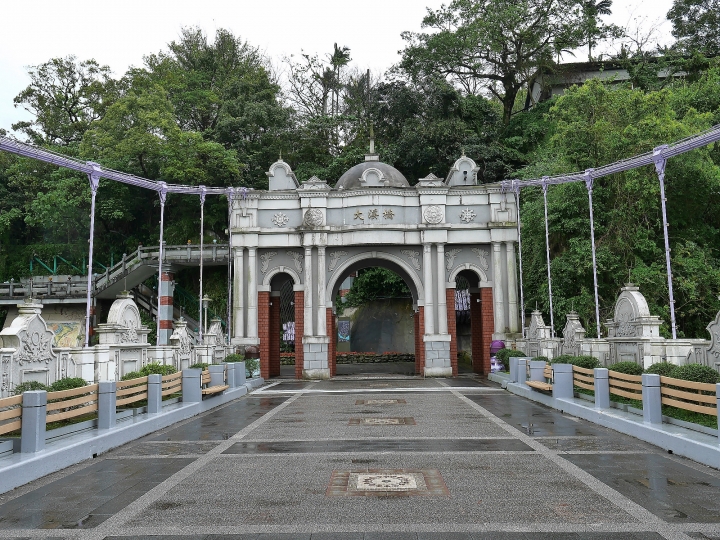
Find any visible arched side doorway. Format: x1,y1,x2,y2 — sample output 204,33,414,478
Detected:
448,266,494,375
259,268,303,379
326,253,423,377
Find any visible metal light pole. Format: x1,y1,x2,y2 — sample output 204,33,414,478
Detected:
654,146,678,340
512,181,526,338
584,170,602,338
226,187,235,345
541,178,555,337
84,162,101,348
198,186,206,343
202,294,211,336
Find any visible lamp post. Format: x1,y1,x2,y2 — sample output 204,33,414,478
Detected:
202,294,211,338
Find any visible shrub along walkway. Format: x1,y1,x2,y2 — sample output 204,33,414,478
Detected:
0,376,720,539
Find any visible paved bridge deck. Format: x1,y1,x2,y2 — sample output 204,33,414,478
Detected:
1,377,719,539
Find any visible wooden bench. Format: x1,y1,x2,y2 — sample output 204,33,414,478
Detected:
200,370,229,396
526,363,553,392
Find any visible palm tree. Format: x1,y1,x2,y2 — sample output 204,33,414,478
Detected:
329,44,351,118
583,0,613,61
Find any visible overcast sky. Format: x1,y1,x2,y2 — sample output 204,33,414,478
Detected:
0,0,675,135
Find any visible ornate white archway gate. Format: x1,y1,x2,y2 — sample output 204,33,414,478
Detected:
230,149,520,379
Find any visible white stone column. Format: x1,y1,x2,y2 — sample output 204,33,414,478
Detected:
436,243,448,334
506,241,519,333
422,243,435,334
232,248,244,339
304,246,313,336
492,242,506,335
247,247,258,339
317,246,326,336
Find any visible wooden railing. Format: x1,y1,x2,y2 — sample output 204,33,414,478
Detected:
161,372,182,397
608,371,643,402
660,376,717,417
116,376,149,407
572,365,595,392
0,395,22,435
46,384,99,424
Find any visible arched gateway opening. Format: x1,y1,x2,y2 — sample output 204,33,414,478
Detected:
328,261,419,377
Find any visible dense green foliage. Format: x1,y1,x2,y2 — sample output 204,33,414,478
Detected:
121,363,176,380
607,362,644,375
223,354,245,363
495,349,528,363
48,377,88,391
189,363,210,370
244,357,259,377
551,355,601,369
668,363,720,383
644,362,679,377
341,268,411,309
518,70,720,338
12,381,49,395
667,0,720,57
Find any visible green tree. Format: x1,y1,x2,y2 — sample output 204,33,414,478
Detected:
143,27,291,189
668,0,720,57
12,56,122,148
342,268,411,308
80,84,241,246
399,0,586,124
580,0,622,61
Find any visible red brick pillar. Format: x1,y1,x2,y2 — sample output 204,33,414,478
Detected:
481,287,495,375
470,290,483,374
415,307,425,375
258,291,270,379
447,288,458,376
158,271,174,345
269,292,281,377
327,308,336,377
89,304,96,344
294,291,304,379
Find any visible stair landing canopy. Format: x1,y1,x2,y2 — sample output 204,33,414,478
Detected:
230,150,520,379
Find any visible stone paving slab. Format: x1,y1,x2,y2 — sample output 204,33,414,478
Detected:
122,453,636,528
309,379,443,391
243,393,510,441
142,397,288,441
470,393,611,437
222,438,533,453
536,435,659,453
104,534,665,540
0,458,193,529
565,453,720,523
109,441,223,457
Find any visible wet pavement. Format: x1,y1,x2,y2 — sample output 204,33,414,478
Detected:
0,375,719,539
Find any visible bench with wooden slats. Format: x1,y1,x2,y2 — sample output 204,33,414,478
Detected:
200,369,228,396
526,363,553,392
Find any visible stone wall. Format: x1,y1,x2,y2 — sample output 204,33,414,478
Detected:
280,352,414,365
349,299,414,354
515,284,719,374
0,294,231,397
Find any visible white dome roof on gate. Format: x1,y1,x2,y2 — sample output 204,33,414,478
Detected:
335,161,410,190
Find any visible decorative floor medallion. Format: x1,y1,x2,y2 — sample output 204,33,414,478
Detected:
348,417,416,425
355,399,407,405
326,469,449,497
